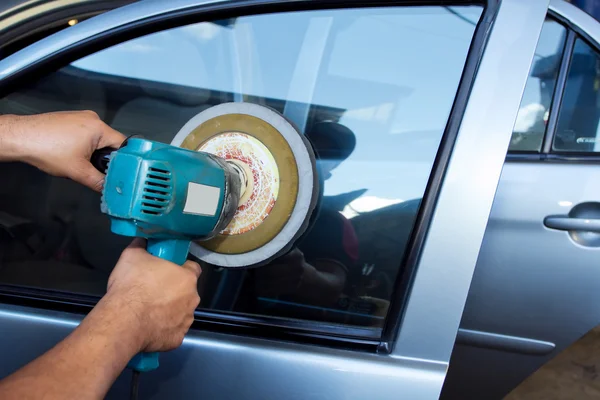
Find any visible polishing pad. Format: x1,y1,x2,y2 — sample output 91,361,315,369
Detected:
171,103,318,268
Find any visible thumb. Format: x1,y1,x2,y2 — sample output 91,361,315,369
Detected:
182,260,202,280
98,123,126,149
128,237,147,249
70,159,105,192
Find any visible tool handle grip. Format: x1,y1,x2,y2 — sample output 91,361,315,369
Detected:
91,135,141,173
147,238,191,266
126,238,191,372
127,352,160,372
91,147,114,173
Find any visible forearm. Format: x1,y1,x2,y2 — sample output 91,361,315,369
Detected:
0,114,25,162
0,293,142,400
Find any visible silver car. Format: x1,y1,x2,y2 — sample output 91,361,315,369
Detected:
0,0,596,399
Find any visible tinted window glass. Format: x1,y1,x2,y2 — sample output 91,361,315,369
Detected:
0,6,481,329
553,38,600,152
509,19,566,152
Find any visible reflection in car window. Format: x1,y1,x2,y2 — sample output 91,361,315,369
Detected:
0,6,482,329
554,38,600,153
509,19,566,152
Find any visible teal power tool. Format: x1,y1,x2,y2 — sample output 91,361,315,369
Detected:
97,137,244,372
93,103,319,400
93,103,318,380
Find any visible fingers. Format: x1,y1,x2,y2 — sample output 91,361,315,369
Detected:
182,260,202,280
69,159,106,192
290,248,305,257
97,120,126,149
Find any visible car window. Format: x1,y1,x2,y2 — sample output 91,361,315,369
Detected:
0,6,482,330
509,19,566,152
553,37,600,153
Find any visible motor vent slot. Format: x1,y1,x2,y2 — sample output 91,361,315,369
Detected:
141,166,172,215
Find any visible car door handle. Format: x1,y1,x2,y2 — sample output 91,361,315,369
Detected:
544,216,600,232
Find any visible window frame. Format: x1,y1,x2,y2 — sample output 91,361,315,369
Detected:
507,10,600,164
0,0,495,352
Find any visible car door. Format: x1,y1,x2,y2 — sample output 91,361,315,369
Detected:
442,1,600,399
0,0,547,399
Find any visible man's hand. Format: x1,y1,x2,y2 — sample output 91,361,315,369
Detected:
0,111,125,191
0,240,201,399
106,239,201,353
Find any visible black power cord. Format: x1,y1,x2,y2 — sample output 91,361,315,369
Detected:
130,370,140,400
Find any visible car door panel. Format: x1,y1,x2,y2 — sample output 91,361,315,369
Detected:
444,162,600,400
0,0,549,399
0,304,447,400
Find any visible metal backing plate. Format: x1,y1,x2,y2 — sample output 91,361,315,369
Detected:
171,103,317,268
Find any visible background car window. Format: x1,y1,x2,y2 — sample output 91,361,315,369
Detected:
0,6,481,329
553,38,600,152
509,19,566,152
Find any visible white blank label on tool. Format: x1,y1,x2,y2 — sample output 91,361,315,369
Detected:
183,182,220,216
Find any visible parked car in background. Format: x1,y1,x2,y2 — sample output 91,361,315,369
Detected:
0,0,597,399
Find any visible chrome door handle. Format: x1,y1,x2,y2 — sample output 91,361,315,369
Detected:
544,216,600,232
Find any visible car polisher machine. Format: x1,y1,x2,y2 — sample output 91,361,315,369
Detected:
92,103,318,374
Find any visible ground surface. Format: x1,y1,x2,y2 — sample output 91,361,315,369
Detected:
506,327,600,399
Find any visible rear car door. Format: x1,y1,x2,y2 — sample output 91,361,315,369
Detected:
443,1,600,399
0,0,547,398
